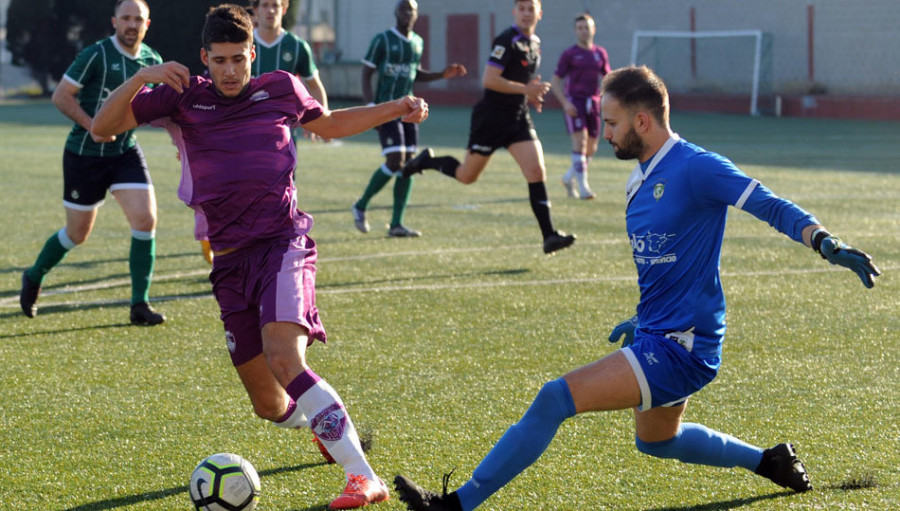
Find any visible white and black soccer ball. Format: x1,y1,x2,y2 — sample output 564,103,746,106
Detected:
189,453,261,511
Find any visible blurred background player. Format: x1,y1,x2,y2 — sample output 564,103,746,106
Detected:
19,0,165,325
249,0,327,110
402,0,575,254
550,13,610,200
393,65,880,510
94,5,430,508
351,0,466,238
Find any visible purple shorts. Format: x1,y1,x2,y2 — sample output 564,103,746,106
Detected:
563,95,602,139
209,235,326,366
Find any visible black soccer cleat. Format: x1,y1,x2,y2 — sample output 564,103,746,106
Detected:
755,443,813,492
543,231,577,254
130,302,166,326
20,270,41,318
401,148,434,178
394,474,463,511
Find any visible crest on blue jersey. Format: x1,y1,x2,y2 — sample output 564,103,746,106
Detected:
653,182,665,201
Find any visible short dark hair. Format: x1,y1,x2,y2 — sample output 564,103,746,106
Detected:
601,66,669,125
575,13,593,25
202,4,254,50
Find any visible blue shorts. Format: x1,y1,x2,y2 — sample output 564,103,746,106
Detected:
377,118,418,155
622,332,720,411
563,95,601,139
209,235,326,366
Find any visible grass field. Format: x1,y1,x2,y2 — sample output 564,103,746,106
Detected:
0,99,898,511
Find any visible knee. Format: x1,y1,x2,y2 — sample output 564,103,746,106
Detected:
67,228,90,246
249,393,287,422
131,215,157,233
457,174,477,184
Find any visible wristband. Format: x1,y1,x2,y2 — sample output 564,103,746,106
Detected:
810,227,830,255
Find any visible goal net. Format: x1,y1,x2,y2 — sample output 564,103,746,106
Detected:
630,30,773,115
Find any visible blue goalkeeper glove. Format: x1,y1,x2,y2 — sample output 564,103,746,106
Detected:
608,315,638,347
816,235,881,288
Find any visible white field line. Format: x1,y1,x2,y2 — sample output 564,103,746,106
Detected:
2,240,893,310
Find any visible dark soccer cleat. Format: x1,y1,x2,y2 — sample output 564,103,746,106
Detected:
755,443,813,492
543,231,577,254
20,270,41,318
401,148,434,178
352,206,370,233
394,474,463,511
130,302,166,326
388,224,422,238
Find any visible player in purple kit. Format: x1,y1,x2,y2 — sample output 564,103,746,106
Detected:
93,5,429,509
550,13,610,200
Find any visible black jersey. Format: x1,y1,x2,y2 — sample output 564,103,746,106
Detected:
483,25,541,109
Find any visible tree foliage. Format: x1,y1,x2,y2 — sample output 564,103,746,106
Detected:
5,0,243,95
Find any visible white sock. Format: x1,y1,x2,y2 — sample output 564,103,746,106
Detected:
296,379,376,481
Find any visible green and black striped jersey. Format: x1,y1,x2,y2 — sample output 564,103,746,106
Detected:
252,29,318,79
362,27,424,103
62,36,162,157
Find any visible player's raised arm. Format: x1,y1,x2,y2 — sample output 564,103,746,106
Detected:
303,96,428,140
92,62,190,138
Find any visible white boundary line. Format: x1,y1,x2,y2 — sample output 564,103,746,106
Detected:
2,263,892,311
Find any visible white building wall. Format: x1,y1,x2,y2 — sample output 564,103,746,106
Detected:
332,0,900,96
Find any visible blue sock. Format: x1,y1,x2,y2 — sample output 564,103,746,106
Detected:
635,422,763,471
456,378,576,510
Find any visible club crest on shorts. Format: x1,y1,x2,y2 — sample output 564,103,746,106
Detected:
225,330,236,353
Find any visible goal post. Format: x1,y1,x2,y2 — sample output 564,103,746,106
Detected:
630,30,771,115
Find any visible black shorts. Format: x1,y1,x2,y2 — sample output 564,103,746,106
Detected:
377,118,419,155
62,146,152,209
467,100,537,156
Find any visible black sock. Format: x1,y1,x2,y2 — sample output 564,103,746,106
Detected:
528,182,555,238
432,155,461,178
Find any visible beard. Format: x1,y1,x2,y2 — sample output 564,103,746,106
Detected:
611,127,645,160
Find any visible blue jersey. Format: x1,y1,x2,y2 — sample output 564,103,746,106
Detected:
626,137,818,359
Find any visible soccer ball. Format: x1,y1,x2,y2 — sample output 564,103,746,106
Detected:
189,453,261,511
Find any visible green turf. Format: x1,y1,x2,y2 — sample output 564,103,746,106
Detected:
0,99,897,510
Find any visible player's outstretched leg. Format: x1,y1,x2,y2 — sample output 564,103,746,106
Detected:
755,443,813,492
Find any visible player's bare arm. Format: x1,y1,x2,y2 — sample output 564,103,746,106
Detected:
53,79,116,143
304,96,428,140
416,63,468,83
93,61,190,138
550,74,577,117
483,65,550,110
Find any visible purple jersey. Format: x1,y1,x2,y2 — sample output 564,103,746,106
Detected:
131,71,323,251
554,44,610,99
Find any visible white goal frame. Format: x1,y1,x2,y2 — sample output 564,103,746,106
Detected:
630,30,766,115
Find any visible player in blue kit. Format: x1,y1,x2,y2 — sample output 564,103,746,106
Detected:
393,65,880,510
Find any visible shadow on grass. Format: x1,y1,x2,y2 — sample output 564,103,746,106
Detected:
0,291,213,334
61,463,322,511
644,490,793,510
